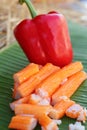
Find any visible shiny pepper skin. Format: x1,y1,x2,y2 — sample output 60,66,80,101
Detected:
14,12,73,67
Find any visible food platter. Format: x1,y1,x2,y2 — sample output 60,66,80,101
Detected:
0,21,87,130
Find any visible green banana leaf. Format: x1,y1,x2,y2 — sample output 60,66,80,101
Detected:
0,21,87,130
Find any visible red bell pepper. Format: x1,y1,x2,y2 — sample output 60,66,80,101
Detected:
14,0,73,67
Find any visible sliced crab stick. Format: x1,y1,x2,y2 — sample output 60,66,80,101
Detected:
50,98,75,119
8,115,37,130
13,63,40,85
36,62,83,98
66,104,87,122
10,96,29,111
17,63,59,97
15,104,52,118
38,114,59,130
52,71,87,105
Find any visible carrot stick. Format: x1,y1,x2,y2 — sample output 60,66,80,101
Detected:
13,63,40,85
52,71,87,105
38,114,58,130
8,115,37,130
17,63,60,97
15,104,52,118
36,62,83,98
65,104,87,122
50,98,75,119
10,96,30,111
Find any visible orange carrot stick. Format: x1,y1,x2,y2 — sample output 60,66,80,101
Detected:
8,115,37,130
15,104,52,118
52,71,87,105
17,63,60,97
36,62,83,98
65,104,87,122
38,114,58,130
13,63,40,85
10,96,29,111
49,98,75,119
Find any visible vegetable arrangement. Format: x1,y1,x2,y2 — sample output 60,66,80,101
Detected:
14,0,73,67
8,62,87,130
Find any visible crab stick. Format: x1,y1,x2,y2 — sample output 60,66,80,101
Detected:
15,104,52,118
36,62,83,98
66,104,87,122
17,63,59,97
38,114,59,130
52,71,87,105
50,98,75,119
13,63,40,85
8,115,37,130
10,96,29,111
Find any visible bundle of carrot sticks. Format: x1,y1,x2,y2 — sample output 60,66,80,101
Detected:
8,62,87,130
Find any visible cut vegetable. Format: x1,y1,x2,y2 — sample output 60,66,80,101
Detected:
52,71,87,105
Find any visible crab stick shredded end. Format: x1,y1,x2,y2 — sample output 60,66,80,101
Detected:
38,114,59,130
51,97,75,119
13,63,40,85
52,71,87,105
8,115,37,130
66,104,87,122
69,122,85,130
28,93,50,105
16,63,60,98
28,94,42,105
38,98,50,106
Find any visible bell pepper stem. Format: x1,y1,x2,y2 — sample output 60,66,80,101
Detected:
19,0,37,18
